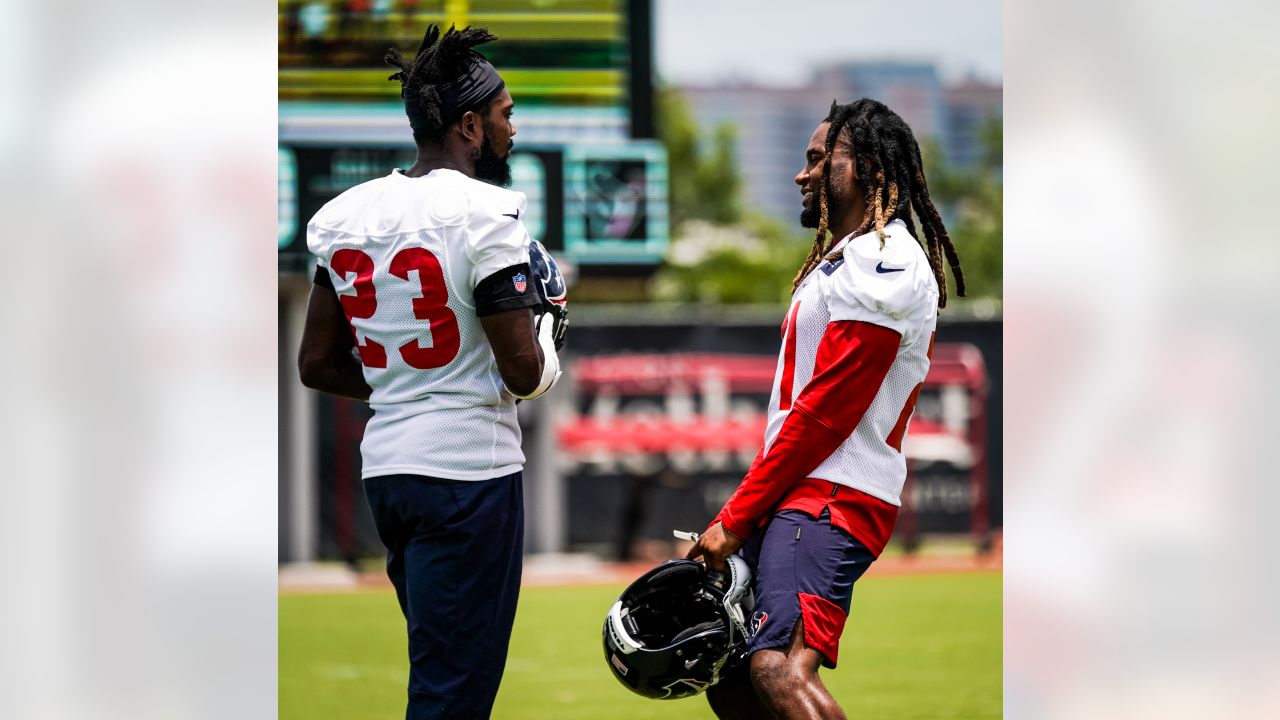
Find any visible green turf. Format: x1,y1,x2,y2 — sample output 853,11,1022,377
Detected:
280,573,1001,719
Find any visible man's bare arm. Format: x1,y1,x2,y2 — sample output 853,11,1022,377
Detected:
297,284,373,401
479,307,544,397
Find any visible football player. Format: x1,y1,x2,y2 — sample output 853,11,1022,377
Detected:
686,99,965,720
297,25,566,720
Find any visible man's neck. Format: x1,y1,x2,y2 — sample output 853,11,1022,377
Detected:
827,217,859,245
827,203,867,245
403,147,473,179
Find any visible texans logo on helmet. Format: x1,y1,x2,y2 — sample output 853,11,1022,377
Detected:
660,678,709,699
512,272,527,293
528,239,567,304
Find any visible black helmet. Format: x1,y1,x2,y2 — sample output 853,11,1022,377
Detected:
603,556,755,700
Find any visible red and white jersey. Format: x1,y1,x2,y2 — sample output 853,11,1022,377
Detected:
770,217,938,503
308,169,534,481
715,218,938,550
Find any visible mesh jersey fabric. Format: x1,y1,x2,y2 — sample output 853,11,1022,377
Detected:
307,168,535,481
762,218,938,507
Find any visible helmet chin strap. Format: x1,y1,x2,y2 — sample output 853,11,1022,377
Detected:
605,600,644,655
669,531,756,649
708,556,755,687
721,555,755,648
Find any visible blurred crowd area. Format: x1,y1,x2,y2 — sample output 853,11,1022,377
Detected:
279,1,625,75
279,0,424,67
278,0,629,110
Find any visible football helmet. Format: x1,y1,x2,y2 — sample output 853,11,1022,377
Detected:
528,238,567,307
603,556,755,700
527,239,568,350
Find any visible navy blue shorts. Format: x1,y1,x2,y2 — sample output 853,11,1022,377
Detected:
739,508,875,668
363,472,524,720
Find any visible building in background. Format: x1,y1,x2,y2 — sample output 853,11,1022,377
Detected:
812,61,947,140
674,83,833,224
679,60,1001,225
944,78,1004,171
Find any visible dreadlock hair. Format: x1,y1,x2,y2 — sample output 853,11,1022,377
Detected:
385,24,499,148
792,99,965,309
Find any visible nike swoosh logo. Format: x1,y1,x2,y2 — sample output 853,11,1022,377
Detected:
875,262,904,274
502,209,520,220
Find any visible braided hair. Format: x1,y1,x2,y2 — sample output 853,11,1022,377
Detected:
385,24,499,147
792,99,965,308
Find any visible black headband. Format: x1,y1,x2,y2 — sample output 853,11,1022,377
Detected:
404,57,506,134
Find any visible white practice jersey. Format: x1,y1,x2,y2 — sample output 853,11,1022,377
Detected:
766,218,939,506
308,168,536,481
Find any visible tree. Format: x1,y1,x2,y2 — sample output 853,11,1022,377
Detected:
652,90,1003,305
650,215,813,304
652,88,812,304
921,116,1003,301
657,87,742,228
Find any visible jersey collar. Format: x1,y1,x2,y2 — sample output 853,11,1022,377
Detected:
795,218,908,293
389,167,467,181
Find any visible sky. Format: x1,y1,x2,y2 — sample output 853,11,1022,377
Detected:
655,0,1002,87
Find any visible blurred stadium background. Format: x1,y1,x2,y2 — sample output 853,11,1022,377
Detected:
277,1,1002,717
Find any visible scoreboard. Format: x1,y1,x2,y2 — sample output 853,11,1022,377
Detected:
278,0,664,275
279,0,635,111
277,141,668,273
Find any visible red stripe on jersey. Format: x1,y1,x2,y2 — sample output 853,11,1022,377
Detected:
886,331,934,452
714,320,900,541
886,383,922,452
798,592,848,668
778,301,802,411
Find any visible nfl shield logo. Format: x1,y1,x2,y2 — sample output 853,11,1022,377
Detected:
512,273,527,293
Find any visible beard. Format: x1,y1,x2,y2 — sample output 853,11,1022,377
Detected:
799,202,821,229
800,185,846,229
474,120,513,187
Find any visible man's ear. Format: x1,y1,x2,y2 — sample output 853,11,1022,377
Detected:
458,110,482,144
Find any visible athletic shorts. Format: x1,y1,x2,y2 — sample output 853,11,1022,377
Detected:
738,508,875,668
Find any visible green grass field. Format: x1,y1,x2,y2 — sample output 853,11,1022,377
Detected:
281,572,1001,719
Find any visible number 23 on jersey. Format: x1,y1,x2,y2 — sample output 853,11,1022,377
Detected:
328,247,461,370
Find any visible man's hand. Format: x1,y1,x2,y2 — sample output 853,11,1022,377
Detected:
537,303,568,352
685,522,745,573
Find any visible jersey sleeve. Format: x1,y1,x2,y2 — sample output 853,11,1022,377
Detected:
465,190,533,291
826,231,937,340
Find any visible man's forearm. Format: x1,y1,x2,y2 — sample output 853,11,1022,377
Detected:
302,354,372,401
